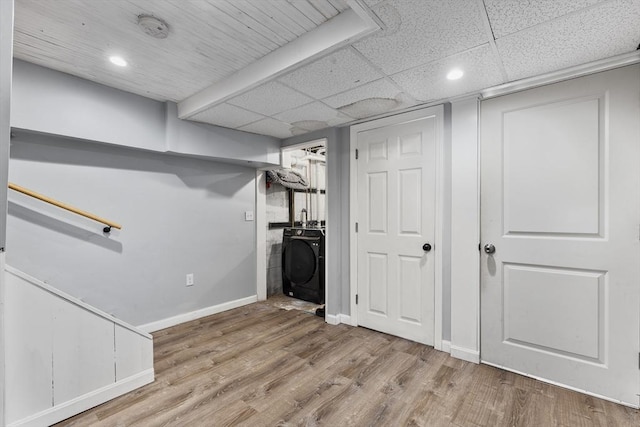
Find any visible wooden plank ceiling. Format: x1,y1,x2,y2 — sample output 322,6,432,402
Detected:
13,0,348,102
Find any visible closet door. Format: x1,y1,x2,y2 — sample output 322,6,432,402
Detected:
480,65,640,406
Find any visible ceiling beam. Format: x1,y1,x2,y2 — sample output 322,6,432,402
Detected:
178,2,381,119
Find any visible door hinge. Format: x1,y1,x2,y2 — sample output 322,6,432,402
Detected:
355,149,359,159
355,222,358,233
356,294,358,305
638,352,640,369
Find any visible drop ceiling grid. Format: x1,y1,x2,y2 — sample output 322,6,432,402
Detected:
188,103,267,129
277,47,385,99
483,0,609,38
239,118,296,139
274,101,353,127
391,44,505,102
494,0,640,80
322,78,413,109
227,81,314,116
352,0,490,75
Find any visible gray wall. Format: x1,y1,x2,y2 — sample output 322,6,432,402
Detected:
12,60,282,168
7,60,281,327
11,60,166,153
7,132,257,326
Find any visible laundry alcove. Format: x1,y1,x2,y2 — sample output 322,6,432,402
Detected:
265,139,327,305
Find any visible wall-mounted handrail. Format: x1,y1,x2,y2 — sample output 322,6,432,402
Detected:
8,182,122,232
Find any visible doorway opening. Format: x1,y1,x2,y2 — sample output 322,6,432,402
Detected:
264,139,328,317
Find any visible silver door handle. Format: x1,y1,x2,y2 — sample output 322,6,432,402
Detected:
484,244,495,254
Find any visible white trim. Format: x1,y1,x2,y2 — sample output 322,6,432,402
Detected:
8,369,154,427
339,314,353,325
349,106,446,346
440,340,451,354
256,170,267,301
0,254,5,426
481,360,639,409
450,345,480,364
178,7,380,118
433,104,446,351
325,314,354,326
325,314,340,325
481,51,640,100
5,265,151,339
349,125,359,327
138,295,257,333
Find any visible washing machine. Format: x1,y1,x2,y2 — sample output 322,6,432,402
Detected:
282,227,325,304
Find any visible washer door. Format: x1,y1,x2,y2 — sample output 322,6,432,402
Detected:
283,237,317,285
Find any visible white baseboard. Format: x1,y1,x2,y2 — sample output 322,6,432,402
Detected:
440,340,451,353
138,295,258,333
450,344,480,364
325,314,353,326
325,314,340,325
9,369,154,427
339,314,352,325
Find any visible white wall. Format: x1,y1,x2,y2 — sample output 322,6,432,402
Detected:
0,0,14,421
5,267,153,426
449,97,480,362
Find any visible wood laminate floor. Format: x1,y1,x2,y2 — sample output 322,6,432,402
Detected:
56,301,640,426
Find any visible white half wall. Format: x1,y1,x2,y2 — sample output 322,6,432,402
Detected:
450,97,480,363
5,266,153,427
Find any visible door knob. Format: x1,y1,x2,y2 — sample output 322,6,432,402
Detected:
423,243,432,252
484,243,496,254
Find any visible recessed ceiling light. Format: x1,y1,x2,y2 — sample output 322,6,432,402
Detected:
446,68,464,80
109,56,128,67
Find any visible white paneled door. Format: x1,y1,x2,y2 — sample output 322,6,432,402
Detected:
481,65,640,406
355,108,440,345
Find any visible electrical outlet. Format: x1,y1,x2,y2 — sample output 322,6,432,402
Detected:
186,273,194,287
245,211,254,221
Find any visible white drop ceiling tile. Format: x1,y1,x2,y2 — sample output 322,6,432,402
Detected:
274,102,353,127
239,118,294,139
228,81,313,116
323,78,406,108
496,0,640,81
278,48,383,98
188,103,265,128
485,0,606,38
391,44,505,102
353,0,488,75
